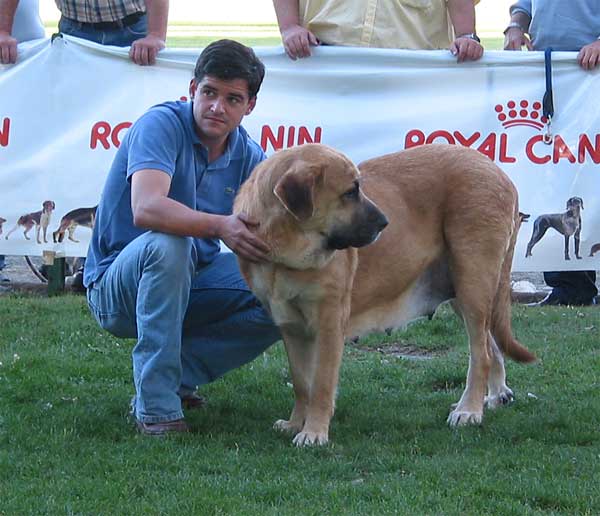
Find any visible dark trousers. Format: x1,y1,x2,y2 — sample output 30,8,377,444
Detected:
544,271,598,306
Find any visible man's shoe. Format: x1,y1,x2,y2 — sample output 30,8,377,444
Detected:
135,418,189,436
181,392,206,410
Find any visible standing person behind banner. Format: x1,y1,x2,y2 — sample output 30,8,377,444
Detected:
273,0,483,62
84,40,281,436
0,0,168,66
504,0,599,306
0,0,44,282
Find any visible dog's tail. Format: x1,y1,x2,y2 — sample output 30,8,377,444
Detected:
491,208,536,363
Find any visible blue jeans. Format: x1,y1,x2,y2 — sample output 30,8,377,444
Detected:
86,232,280,423
58,15,148,47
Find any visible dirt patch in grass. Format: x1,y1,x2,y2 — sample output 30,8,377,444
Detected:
353,341,445,360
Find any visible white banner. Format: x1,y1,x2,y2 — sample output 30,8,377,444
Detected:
1,35,599,271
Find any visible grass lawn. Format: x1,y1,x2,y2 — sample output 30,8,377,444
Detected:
1,294,599,514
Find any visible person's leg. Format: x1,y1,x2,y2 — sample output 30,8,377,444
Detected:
180,252,280,394
0,255,9,283
87,231,195,423
543,271,598,305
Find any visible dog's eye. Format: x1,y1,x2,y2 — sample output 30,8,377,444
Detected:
343,183,360,201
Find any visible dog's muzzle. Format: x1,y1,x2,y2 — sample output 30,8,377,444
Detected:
326,203,388,250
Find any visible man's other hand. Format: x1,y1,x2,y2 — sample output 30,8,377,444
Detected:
129,34,165,65
503,27,532,51
281,24,319,60
578,40,600,71
451,36,483,62
0,32,17,64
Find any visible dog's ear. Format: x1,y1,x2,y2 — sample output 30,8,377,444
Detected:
273,164,321,221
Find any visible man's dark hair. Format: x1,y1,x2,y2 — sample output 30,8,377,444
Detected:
194,39,266,98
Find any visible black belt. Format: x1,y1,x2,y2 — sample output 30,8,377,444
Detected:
63,11,145,31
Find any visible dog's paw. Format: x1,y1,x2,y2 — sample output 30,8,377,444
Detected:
292,430,329,447
485,388,514,409
447,410,483,427
273,419,303,434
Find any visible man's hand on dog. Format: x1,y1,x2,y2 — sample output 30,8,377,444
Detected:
219,213,270,263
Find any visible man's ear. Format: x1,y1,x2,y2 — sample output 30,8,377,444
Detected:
273,164,318,221
246,96,257,116
189,78,197,99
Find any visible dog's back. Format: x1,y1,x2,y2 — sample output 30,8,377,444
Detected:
351,145,533,362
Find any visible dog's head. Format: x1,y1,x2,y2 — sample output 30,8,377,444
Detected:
566,197,583,211
271,144,388,250
235,144,388,268
43,200,56,213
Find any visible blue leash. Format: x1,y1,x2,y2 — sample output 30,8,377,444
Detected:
542,47,554,144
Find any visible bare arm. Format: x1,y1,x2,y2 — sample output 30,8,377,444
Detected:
129,0,168,66
0,0,18,64
447,0,483,62
273,0,319,60
131,169,270,262
503,10,532,50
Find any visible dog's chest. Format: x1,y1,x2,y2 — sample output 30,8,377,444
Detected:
252,267,323,334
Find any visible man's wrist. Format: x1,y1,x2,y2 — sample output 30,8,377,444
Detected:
504,22,527,35
456,33,481,43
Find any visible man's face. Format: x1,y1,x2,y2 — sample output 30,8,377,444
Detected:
189,75,256,144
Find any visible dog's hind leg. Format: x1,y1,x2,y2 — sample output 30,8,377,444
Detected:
484,334,514,408
525,219,549,257
4,223,19,240
447,292,492,426
574,229,582,259
68,223,79,242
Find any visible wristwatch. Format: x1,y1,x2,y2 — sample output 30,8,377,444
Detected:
503,22,527,34
457,33,481,43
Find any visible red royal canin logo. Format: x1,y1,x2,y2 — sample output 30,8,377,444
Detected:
404,98,600,165
495,99,548,130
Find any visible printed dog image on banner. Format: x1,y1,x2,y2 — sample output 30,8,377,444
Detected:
525,197,584,260
52,206,98,243
234,143,535,447
4,201,55,244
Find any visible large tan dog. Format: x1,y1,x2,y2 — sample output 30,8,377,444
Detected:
234,143,535,447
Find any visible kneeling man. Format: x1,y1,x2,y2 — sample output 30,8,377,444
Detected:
84,40,280,435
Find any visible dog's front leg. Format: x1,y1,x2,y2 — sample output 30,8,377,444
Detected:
35,224,41,244
274,330,315,436
293,313,344,447
564,235,570,260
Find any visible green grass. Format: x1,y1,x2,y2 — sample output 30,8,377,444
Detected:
1,295,599,514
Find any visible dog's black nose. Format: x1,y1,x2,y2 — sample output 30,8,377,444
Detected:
377,213,389,232
368,206,388,232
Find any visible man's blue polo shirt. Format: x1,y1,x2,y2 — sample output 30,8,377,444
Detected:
84,100,265,287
